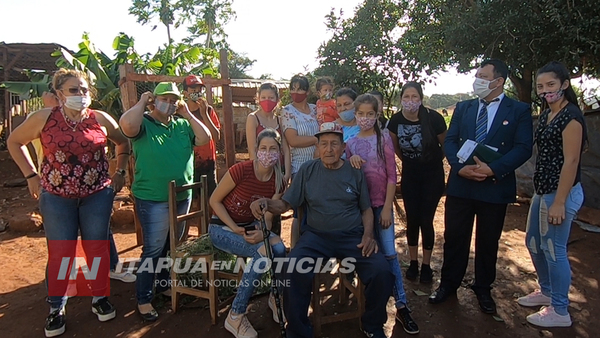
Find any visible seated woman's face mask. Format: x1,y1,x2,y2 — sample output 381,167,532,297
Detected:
257,150,279,168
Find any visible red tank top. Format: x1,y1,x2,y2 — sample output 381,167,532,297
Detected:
39,107,111,198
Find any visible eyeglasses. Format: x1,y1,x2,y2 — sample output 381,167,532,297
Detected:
64,87,89,95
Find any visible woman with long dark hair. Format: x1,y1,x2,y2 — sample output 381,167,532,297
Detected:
517,61,587,328
388,82,447,283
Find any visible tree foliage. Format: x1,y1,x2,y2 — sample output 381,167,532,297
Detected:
315,0,414,114
400,0,600,103
129,0,235,48
228,51,255,79
426,93,476,109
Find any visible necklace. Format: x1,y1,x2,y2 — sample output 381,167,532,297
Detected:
61,107,88,132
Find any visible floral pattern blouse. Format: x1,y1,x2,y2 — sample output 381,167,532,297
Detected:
39,107,111,198
534,103,586,195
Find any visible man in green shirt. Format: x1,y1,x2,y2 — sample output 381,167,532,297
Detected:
119,82,211,321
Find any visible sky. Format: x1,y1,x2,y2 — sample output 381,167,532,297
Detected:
1,0,597,97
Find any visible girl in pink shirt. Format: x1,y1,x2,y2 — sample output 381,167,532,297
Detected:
346,94,419,334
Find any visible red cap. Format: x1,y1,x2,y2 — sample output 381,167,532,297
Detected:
184,75,204,87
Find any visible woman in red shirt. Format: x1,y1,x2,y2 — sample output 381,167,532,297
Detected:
209,128,287,338
7,68,130,337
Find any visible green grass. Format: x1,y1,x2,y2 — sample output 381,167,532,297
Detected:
444,115,452,127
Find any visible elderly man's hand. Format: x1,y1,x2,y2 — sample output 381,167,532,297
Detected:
250,198,269,219
357,233,378,257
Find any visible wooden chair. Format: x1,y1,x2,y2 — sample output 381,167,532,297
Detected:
311,259,365,337
167,176,244,325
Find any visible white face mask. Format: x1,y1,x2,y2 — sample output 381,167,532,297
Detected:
63,95,91,111
473,78,500,99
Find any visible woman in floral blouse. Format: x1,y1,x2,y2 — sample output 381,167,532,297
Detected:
517,61,587,328
7,68,130,337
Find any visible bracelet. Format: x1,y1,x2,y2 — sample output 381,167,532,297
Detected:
25,172,38,179
117,152,131,156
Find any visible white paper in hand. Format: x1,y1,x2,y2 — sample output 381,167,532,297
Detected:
457,139,478,164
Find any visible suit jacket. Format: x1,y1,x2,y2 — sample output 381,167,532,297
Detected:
444,96,533,204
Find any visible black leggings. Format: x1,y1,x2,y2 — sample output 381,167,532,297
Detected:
401,164,445,250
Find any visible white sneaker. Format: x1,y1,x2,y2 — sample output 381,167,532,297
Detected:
224,311,258,338
526,306,572,327
268,293,286,324
517,290,551,307
110,269,136,283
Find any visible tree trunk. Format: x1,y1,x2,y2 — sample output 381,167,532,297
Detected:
510,67,533,104
167,25,172,45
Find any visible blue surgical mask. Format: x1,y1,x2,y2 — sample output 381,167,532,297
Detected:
339,108,355,122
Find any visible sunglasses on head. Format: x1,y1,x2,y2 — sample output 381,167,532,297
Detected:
64,87,89,94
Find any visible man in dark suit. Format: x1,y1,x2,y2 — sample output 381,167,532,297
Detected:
429,59,533,314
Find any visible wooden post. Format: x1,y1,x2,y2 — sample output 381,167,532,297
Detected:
3,47,10,137
119,64,144,246
219,49,236,168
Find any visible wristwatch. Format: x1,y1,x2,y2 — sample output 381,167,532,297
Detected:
115,169,126,176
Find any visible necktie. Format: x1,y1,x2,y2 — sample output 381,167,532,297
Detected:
475,98,499,143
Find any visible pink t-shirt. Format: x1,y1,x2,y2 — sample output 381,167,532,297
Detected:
345,130,396,207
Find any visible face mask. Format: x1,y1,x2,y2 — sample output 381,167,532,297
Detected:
188,92,201,102
539,88,564,104
63,95,90,111
473,78,500,99
290,92,307,103
401,100,421,113
155,100,177,116
321,92,332,100
356,116,377,130
259,99,278,113
257,150,279,168
339,108,356,122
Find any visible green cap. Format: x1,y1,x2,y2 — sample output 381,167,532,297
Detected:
153,82,181,97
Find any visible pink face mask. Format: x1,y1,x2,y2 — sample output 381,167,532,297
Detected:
401,100,421,113
540,88,564,104
356,116,377,130
257,150,279,168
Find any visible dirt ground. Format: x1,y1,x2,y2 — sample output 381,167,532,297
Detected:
0,149,599,338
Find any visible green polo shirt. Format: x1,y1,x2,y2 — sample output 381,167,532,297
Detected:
130,114,195,202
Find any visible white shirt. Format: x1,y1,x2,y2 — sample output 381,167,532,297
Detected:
477,93,505,131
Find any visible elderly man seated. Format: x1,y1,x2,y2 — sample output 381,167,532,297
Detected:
250,122,393,338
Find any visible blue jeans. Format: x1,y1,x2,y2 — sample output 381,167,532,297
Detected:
284,227,393,338
40,187,115,309
525,183,584,316
135,197,191,305
109,230,119,270
373,206,408,308
209,223,286,314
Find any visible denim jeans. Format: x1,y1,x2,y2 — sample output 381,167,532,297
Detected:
135,197,191,305
525,183,584,316
109,230,119,270
40,187,115,309
284,227,393,338
208,223,286,314
372,206,408,308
